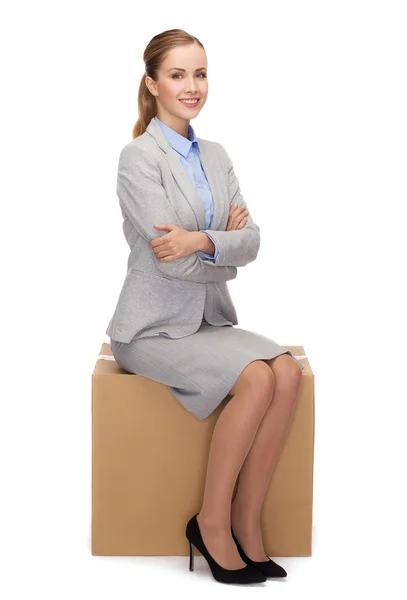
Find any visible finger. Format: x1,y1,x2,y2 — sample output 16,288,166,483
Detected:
159,254,176,262
151,236,167,248
155,249,170,259
229,203,247,215
155,248,170,258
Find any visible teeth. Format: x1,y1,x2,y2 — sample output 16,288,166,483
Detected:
180,99,198,104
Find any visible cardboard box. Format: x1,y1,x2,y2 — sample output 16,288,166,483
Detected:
92,342,314,556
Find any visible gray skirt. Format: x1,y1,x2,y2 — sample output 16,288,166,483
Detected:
110,318,305,421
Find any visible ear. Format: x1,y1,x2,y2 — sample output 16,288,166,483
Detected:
145,75,158,98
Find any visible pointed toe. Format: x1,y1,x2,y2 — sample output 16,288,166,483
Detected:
275,563,287,577
231,527,288,579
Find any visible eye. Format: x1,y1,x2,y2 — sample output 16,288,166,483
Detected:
171,73,207,79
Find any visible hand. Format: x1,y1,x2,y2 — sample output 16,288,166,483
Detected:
226,203,249,231
150,224,197,262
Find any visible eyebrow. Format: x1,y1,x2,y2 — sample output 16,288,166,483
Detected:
167,67,207,72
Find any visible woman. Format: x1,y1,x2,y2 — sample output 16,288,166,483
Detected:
107,28,305,584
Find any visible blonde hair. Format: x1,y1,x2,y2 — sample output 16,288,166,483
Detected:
132,29,205,139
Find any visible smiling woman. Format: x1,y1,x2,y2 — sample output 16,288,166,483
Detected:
135,33,209,138
107,27,304,586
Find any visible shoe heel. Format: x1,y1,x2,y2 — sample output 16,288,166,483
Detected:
189,540,195,571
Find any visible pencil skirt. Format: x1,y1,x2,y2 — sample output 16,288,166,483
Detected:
110,319,305,421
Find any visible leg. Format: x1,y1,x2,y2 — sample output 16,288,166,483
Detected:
196,360,274,569
231,353,302,561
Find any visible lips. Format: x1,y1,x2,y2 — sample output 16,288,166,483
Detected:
179,98,200,109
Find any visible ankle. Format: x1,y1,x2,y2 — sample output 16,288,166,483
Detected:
197,512,230,532
231,503,261,532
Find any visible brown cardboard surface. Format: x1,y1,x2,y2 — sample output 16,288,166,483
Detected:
92,342,314,557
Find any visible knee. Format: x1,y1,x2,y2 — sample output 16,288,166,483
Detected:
271,354,303,389
250,360,276,392
229,360,275,408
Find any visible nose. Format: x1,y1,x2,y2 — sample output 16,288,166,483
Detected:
184,76,198,93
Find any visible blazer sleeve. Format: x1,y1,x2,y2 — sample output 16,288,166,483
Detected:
197,232,219,262
199,142,261,268
116,144,237,284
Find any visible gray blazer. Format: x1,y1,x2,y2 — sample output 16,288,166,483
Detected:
106,117,261,343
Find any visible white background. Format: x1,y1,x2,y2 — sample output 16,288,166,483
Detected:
1,1,406,598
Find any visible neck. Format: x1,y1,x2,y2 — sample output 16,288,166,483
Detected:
156,111,190,139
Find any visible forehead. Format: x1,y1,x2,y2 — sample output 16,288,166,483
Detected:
161,44,207,70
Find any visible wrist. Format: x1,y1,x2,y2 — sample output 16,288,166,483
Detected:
194,231,215,254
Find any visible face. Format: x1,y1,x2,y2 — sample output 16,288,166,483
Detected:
145,43,208,135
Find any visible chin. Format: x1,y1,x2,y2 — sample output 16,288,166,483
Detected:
176,109,200,120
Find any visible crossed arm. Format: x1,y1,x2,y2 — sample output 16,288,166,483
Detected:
198,142,261,268
116,142,260,283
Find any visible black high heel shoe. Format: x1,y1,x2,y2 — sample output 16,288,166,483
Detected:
231,527,287,578
185,514,267,584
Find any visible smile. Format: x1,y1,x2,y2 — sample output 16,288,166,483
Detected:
179,98,200,106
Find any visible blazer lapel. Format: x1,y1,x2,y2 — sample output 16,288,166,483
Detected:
145,118,225,232
198,140,226,232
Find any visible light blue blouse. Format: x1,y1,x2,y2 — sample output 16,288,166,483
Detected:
154,116,219,262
